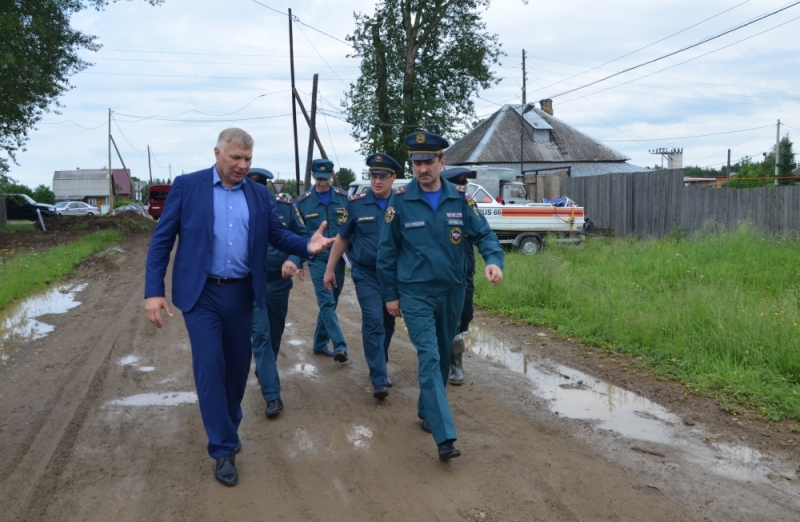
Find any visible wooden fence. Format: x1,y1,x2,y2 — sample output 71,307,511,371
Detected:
562,169,800,238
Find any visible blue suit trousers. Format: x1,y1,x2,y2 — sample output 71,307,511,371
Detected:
352,267,395,387
182,278,254,460
399,288,465,445
308,258,347,355
251,276,293,403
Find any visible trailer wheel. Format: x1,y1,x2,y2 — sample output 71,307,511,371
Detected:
518,235,542,255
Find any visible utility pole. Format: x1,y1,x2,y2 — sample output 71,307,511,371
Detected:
108,108,114,212
147,145,153,185
289,8,302,194
304,74,319,190
521,49,527,105
726,148,731,178
775,119,781,185
169,164,172,183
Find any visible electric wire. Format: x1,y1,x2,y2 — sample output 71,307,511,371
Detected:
250,0,351,47
550,1,800,99
538,0,753,94
114,92,286,122
561,13,800,105
112,116,145,154
294,23,350,88
38,120,107,130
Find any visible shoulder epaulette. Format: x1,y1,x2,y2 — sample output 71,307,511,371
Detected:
296,190,312,202
348,192,367,201
393,186,406,195
275,193,293,204
333,186,347,196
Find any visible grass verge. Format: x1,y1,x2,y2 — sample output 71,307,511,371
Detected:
0,222,36,234
475,226,800,421
0,229,121,310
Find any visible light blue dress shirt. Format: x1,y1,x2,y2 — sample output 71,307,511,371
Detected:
209,166,250,278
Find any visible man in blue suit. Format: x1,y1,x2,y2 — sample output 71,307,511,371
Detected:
144,128,334,487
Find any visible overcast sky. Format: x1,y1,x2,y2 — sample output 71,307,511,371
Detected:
9,0,800,190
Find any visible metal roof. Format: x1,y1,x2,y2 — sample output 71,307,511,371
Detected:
446,104,631,165
53,169,109,199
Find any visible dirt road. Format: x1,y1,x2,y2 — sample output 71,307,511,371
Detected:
0,234,798,521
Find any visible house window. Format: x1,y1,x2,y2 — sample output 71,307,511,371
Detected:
87,197,97,206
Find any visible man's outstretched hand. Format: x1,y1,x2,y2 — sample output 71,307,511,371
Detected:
145,296,173,328
308,221,335,254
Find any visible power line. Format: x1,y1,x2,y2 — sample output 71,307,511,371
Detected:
561,13,800,105
538,0,753,94
87,56,358,68
112,116,145,154
250,0,352,46
81,71,358,80
99,48,355,59
38,119,107,130
294,23,350,87
550,1,800,99
603,125,773,143
114,113,293,123
114,92,287,122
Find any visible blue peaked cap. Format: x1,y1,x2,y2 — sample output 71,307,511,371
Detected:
441,167,472,186
405,131,449,161
247,167,274,185
311,158,334,179
366,152,402,175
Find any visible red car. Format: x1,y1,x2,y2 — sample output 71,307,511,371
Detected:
147,185,172,220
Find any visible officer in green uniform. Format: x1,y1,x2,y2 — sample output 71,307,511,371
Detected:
441,167,475,386
247,168,306,419
323,153,402,400
377,132,504,461
295,159,350,362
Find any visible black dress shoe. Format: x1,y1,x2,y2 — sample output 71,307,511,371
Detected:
265,399,284,418
314,348,335,357
438,441,461,461
421,419,432,433
373,385,389,400
215,453,238,486
386,377,393,387
333,351,348,363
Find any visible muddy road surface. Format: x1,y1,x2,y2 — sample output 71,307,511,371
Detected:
0,234,798,521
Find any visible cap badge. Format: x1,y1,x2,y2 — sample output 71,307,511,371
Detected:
416,133,426,144
375,155,383,162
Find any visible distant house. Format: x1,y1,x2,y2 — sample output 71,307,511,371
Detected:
52,168,133,208
445,100,644,178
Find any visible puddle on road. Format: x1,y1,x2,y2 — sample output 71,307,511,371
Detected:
108,392,198,407
290,363,318,376
0,283,87,364
465,327,681,444
463,327,795,483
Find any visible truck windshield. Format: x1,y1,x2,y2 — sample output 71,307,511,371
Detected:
507,185,527,199
149,191,169,202
20,194,37,204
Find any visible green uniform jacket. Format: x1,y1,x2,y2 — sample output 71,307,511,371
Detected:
377,178,504,302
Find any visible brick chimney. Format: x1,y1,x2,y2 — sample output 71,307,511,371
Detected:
539,98,553,116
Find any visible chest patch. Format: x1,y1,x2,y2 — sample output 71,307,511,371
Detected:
446,212,463,218
305,212,319,219
447,219,464,226
404,221,426,229
450,227,462,245
385,206,396,223
358,216,375,222
337,208,348,225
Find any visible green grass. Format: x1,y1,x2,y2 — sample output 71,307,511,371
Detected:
0,230,121,310
0,221,36,233
475,226,800,421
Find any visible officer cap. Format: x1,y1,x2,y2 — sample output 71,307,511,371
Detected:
247,167,274,185
366,152,402,176
311,158,334,179
441,167,472,186
405,131,449,161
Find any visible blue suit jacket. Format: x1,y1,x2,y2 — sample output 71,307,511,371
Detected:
144,167,310,311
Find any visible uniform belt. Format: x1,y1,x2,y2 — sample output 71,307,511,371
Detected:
207,276,248,285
